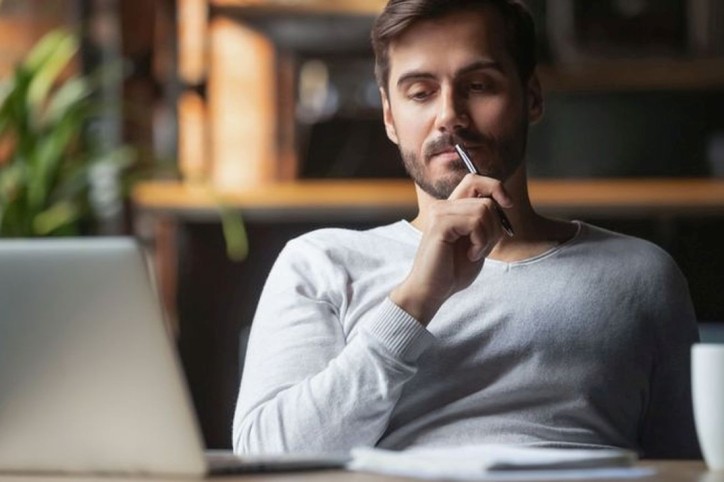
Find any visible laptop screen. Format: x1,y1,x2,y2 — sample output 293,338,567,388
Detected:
0,238,207,476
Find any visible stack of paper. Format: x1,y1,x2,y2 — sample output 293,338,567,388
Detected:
348,444,651,480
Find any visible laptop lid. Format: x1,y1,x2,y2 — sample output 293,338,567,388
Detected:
0,238,207,476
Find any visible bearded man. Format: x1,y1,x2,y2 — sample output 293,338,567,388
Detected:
233,0,700,459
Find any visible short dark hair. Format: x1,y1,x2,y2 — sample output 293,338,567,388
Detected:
371,0,537,91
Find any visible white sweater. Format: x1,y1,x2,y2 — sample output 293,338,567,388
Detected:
233,221,700,458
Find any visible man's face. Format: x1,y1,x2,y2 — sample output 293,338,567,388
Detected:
381,7,542,199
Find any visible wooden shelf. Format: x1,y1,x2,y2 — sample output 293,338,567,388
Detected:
133,179,415,221
538,59,724,92
132,178,724,221
210,0,385,15
528,178,724,215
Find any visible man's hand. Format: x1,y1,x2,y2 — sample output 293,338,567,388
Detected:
390,174,513,326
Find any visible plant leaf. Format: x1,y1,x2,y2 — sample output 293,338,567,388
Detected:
32,200,80,235
0,163,31,236
218,204,248,261
0,80,13,116
24,31,68,72
5,68,34,162
25,30,79,121
44,76,91,125
26,109,81,211
0,162,25,201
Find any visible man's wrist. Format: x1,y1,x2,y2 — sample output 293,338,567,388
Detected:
389,284,443,327
363,298,436,362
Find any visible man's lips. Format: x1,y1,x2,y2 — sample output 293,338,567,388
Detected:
428,148,460,164
428,145,458,157
429,145,482,162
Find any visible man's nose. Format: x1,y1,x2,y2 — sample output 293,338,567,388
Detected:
435,87,469,133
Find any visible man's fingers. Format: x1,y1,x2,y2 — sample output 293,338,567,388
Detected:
488,183,514,209
466,200,501,261
431,198,500,262
448,173,481,200
448,173,514,208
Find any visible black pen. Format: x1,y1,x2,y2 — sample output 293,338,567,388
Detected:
454,143,515,237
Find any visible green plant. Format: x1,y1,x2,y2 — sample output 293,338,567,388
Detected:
0,28,248,260
0,29,131,237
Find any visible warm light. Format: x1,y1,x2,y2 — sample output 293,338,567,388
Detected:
177,0,208,84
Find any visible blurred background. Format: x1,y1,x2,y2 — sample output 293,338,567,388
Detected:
1,0,723,448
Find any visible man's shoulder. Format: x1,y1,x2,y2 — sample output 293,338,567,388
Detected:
271,221,416,284
282,220,415,260
577,222,679,273
289,221,410,247
581,222,665,251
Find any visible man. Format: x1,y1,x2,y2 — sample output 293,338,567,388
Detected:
233,0,700,458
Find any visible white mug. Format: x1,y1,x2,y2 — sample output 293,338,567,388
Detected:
692,343,724,470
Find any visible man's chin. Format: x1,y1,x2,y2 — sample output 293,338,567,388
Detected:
416,176,463,200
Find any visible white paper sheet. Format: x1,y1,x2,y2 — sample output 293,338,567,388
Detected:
348,445,653,480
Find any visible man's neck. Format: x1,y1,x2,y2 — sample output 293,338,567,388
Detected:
411,165,578,263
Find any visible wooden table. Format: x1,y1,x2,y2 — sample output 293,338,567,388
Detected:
0,461,720,481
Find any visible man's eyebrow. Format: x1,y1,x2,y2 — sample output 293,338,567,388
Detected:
396,71,436,89
457,60,504,76
396,60,504,89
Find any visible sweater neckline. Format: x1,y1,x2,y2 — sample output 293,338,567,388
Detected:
398,219,585,267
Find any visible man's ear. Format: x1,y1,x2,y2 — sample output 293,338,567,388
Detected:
526,74,544,124
380,88,399,144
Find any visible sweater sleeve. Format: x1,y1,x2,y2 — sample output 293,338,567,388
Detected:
639,256,701,459
232,238,434,455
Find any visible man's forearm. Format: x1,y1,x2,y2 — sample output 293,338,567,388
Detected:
233,298,434,454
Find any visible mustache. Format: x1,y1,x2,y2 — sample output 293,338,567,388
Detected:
424,130,488,160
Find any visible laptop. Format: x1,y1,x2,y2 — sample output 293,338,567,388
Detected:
0,238,348,476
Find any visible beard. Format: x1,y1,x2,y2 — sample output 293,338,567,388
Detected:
399,119,528,200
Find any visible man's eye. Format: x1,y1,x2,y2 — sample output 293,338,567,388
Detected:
468,81,489,93
408,90,432,101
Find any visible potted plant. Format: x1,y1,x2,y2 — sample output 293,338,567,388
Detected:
0,29,247,260
0,29,132,237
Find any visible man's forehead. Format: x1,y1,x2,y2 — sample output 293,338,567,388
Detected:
390,5,506,45
387,8,510,81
